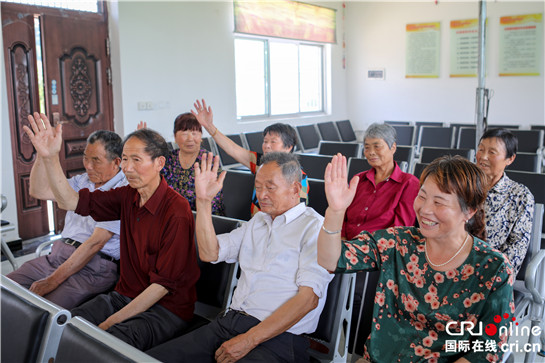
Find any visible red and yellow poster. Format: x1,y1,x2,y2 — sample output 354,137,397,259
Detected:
450,19,480,77
406,22,441,78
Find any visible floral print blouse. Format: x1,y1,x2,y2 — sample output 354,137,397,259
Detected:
337,227,514,363
161,148,225,215
484,173,534,276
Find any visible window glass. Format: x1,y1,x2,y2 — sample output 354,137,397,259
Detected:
270,42,299,115
235,38,266,117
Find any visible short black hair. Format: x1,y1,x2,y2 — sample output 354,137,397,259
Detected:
479,128,518,158
123,129,169,160
263,123,298,153
87,130,122,161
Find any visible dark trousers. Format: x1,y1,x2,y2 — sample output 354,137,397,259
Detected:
71,291,188,351
146,310,310,363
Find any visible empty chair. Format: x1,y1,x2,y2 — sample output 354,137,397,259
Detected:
457,127,477,149
511,129,544,153
384,120,411,126
347,158,408,181
296,124,321,152
394,145,415,165
417,126,456,151
56,317,159,363
222,170,255,221
317,121,341,142
420,147,475,164
216,134,247,168
335,120,357,142
414,121,445,141
507,152,542,173
307,178,328,216
411,162,429,179
531,125,545,147
449,123,475,147
297,153,333,180
318,141,362,158
391,125,415,146
243,131,264,153
2,275,71,363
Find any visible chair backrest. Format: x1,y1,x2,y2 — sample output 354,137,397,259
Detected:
488,124,520,129
318,141,362,158
505,170,545,236
217,134,246,168
307,273,356,363
55,317,159,363
412,162,429,179
420,147,475,164
457,127,477,149
507,152,542,173
384,120,411,126
394,145,414,164
511,130,544,153
317,121,341,142
1,275,71,363
347,158,408,180
530,125,545,147
297,153,333,180
449,124,475,147
391,125,415,146
335,120,357,142
243,131,264,153
296,124,321,152
417,126,455,150
307,178,327,216
201,137,214,153
222,170,255,221
516,203,544,280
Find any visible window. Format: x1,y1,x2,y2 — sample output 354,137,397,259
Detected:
235,37,325,119
2,0,99,12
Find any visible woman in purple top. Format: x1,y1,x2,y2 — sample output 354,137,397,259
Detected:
161,113,224,215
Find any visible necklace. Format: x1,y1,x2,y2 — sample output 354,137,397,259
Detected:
425,233,470,268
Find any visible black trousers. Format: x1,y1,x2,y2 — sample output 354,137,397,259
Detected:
146,310,310,363
71,291,188,351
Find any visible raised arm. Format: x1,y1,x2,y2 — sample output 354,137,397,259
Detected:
192,99,252,168
23,113,79,210
194,152,226,262
29,155,56,201
215,286,318,363
29,227,114,296
317,154,360,271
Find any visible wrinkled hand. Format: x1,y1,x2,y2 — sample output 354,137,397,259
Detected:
215,333,256,363
137,121,147,130
29,277,59,296
22,112,63,159
191,99,215,132
195,153,226,202
324,154,359,213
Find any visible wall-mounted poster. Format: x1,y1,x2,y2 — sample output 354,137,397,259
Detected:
499,13,543,76
406,22,440,78
450,19,480,77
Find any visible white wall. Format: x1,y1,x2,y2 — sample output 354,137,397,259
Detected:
114,1,348,142
345,1,545,131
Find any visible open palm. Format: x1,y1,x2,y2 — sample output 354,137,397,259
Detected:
191,99,214,130
195,153,226,202
324,154,359,212
23,112,63,159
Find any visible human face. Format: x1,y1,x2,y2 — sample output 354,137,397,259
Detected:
262,132,293,154
175,129,202,155
413,177,474,244
363,137,396,170
255,162,300,219
83,142,120,188
121,137,165,192
476,137,515,186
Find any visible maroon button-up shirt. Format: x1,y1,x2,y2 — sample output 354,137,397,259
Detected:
75,177,199,320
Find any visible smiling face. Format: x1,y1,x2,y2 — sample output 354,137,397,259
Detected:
83,142,120,188
175,129,203,155
254,162,300,218
413,177,474,244
262,132,293,154
476,137,515,186
363,137,396,170
121,137,165,192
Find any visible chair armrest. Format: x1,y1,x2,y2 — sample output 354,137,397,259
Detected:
524,249,545,304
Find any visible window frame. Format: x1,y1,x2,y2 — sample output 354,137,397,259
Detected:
235,34,328,122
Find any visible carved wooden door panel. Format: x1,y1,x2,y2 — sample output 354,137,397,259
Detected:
2,6,50,239
41,12,113,233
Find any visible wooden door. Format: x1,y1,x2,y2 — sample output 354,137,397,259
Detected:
2,3,113,238
2,5,49,239
41,11,113,232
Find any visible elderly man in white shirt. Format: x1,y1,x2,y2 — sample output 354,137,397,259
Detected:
146,152,333,363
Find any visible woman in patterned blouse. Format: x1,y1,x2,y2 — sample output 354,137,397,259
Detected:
161,113,224,215
318,154,514,363
476,128,535,276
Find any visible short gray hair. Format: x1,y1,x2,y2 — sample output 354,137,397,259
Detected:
259,152,302,184
364,123,397,148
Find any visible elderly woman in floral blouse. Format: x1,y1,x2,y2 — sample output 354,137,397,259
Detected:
161,113,224,215
318,154,514,363
476,128,535,275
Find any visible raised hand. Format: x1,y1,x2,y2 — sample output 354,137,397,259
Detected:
324,154,359,213
191,99,215,132
195,153,226,202
22,112,63,159
136,121,147,130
